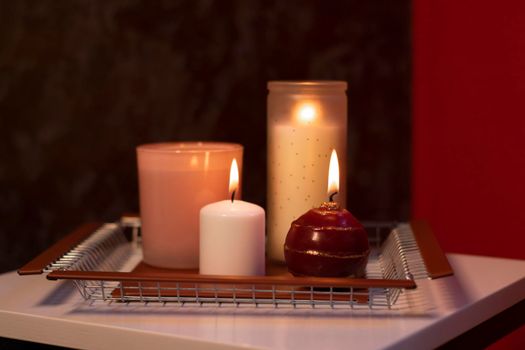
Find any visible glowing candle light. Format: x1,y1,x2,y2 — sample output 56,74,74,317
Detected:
327,149,340,201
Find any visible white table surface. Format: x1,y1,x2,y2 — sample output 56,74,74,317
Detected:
0,253,524,350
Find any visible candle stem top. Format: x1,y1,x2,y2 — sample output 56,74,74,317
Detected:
320,201,341,211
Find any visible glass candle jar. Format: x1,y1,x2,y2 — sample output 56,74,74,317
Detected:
267,81,348,262
137,142,243,269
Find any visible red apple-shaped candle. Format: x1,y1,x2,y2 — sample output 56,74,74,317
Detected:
284,150,370,278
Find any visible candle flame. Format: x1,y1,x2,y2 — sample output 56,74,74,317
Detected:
297,103,317,123
327,149,339,196
229,158,239,195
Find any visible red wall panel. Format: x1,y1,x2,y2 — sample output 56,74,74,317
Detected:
413,0,525,260
413,1,525,347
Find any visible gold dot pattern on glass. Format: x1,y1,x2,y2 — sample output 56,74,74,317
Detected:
267,123,347,261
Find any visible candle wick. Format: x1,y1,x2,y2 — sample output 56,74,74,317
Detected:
329,191,338,202
231,190,236,203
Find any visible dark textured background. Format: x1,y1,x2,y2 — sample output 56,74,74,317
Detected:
0,0,410,273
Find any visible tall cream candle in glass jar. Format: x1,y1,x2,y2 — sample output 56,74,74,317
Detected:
267,81,347,262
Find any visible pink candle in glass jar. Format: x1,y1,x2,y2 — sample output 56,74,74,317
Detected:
137,142,243,269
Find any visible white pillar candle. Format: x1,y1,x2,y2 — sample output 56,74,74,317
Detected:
199,159,266,276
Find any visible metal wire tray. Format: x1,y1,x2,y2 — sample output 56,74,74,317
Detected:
18,219,452,312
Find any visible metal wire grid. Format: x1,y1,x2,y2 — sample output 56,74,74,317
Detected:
48,221,430,311
75,281,393,310
45,223,132,273
383,224,429,280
